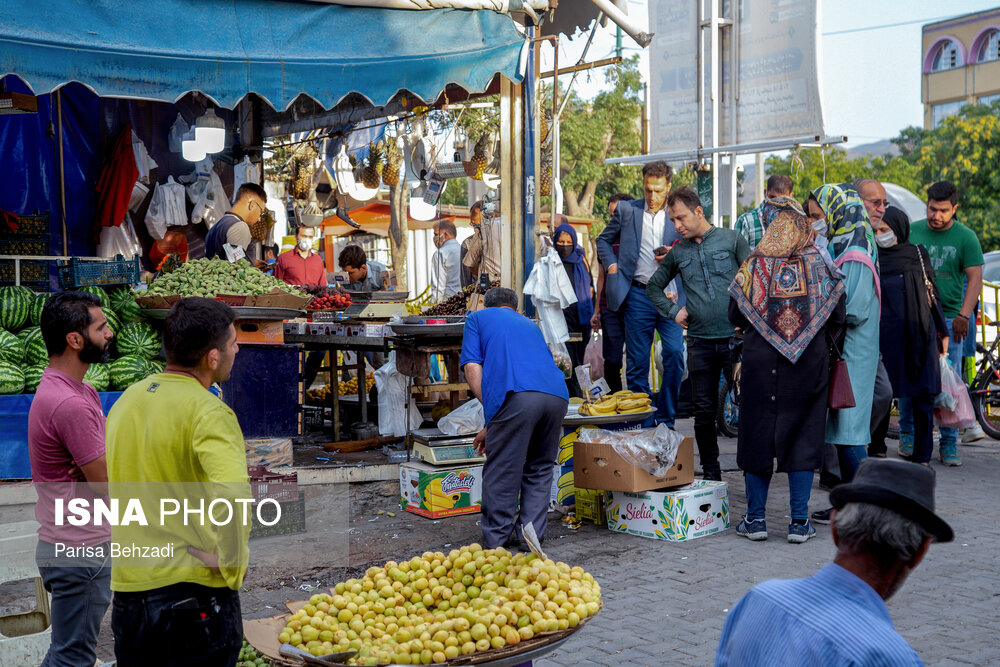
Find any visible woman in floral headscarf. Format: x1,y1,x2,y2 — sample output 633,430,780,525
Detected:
728,197,846,543
808,182,881,524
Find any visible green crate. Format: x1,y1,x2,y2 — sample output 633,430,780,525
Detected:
575,488,607,526
250,490,306,538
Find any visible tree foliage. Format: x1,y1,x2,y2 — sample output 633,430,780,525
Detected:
765,101,1000,250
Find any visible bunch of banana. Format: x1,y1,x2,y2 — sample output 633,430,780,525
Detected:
616,391,652,414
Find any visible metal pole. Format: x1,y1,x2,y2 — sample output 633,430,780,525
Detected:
56,90,68,256
523,24,538,316
710,0,720,226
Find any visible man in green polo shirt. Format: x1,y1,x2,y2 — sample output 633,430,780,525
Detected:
899,180,983,467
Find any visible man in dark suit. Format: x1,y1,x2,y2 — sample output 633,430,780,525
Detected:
596,161,685,426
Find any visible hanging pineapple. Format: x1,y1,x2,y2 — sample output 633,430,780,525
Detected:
471,134,491,180
361,141,384,189
540,150,553,196
382,138,402,187
290,143,318,200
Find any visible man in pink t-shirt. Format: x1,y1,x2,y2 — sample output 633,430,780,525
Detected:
29,291,114,667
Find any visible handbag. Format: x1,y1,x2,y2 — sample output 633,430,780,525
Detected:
828,331,856,410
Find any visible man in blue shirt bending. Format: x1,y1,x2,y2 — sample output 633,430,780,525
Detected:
460,287,570,549
716,458,952,666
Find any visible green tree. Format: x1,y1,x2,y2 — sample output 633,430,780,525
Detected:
764,147,920,205
558,57,644,220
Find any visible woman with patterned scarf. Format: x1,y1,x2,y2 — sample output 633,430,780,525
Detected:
728,197,846,543
808,183,882,525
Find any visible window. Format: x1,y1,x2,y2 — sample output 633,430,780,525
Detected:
932,100,964,128
980,93,1000,107
977,29,1000,62
930,40,962,71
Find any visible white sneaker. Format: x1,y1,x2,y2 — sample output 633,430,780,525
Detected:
962,423,987,443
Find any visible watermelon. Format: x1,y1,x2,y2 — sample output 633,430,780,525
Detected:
109,287,142,322
0,329,25,363
109,355,154,390
83,363,110,392
18,327,48,366
30,292,52,326
101,307,121,337
0,361,25,394
0,286,31,331
116,322,160,359
148,358,165,374
22,365,45,393
79,286,109,308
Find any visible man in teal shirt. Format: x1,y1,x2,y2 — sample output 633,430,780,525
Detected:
647,187,750,480
898,181,983,466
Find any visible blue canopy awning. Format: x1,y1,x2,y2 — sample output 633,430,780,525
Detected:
0,0,526,110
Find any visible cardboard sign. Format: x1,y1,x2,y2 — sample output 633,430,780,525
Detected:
223,243,246,263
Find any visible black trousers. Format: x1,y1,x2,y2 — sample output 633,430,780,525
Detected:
872,393,935,463
687,337,732,473
481,391,568,549
601,306,626,393
112,582,242,667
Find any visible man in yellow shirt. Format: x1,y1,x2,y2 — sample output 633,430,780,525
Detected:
106,298,249,667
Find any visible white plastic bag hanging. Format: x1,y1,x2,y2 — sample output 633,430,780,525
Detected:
374,352,423,437
935,359,975,429
144,183,168,239
167,114,189,153
437,399,485,435
584,332,604,380
232,156,261,203
160,176,187,227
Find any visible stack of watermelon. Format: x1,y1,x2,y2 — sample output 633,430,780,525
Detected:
0,284,164,395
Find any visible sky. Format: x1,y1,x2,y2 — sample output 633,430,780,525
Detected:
540,0,999,149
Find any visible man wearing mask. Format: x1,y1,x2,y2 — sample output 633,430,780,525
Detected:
900,181,983,467
460,202,483,288
432,219,462,303
30,292,115,667
275,225,327,286
204,183,269,269
596,161,686,427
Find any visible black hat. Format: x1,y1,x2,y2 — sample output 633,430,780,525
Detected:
829,458,953,543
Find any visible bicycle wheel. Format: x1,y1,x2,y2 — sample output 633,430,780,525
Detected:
717,379,739,438
971,379,1000,440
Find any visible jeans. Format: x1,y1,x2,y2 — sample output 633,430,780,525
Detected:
744,470,814,522
601,305,626,393
899,317,963,446
112,582,243,667
687,337,732,474
836,444,868,484
36,540,112,667
623,283,684,427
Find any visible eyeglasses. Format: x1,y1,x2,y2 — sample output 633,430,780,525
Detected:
864,198,890,209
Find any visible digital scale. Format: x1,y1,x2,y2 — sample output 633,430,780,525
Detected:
411,428,485,465
342,291,409,319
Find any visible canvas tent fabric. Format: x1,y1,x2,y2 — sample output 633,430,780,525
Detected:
0,0,526,109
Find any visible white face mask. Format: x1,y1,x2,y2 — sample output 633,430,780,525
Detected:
875,231,898,249
811,219,828,237
298,237,313,251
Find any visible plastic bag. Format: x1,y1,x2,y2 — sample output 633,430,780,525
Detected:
144,183,168,239
584,333,604,380
933,357,958,410
374,352,423,437
438,399,485,435
577,424,683,477
935,358,975,429
549,342,573,379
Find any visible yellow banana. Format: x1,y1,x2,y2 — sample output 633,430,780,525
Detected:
557,484,575,503
558,471,574,488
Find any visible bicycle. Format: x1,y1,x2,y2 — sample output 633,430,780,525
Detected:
717,334,742,438
970,322,1000,439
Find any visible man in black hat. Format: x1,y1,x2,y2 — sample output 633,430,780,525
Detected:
716,458,952,666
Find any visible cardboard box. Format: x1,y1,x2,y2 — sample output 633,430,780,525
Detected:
244,438,293,468
283,321,306,335
573,436,694,492
235,320,284,345
606,481,730,541
399,461,483,519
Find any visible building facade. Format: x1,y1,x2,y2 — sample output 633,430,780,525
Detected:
922,7,1000,129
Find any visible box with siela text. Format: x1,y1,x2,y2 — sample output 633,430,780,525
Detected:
606,480,729,542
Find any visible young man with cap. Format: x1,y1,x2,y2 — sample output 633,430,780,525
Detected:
716,458,952,666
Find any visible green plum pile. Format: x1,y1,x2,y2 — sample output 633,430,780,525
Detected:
237,639,274,667
145,258,308,299
278,544,601,664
